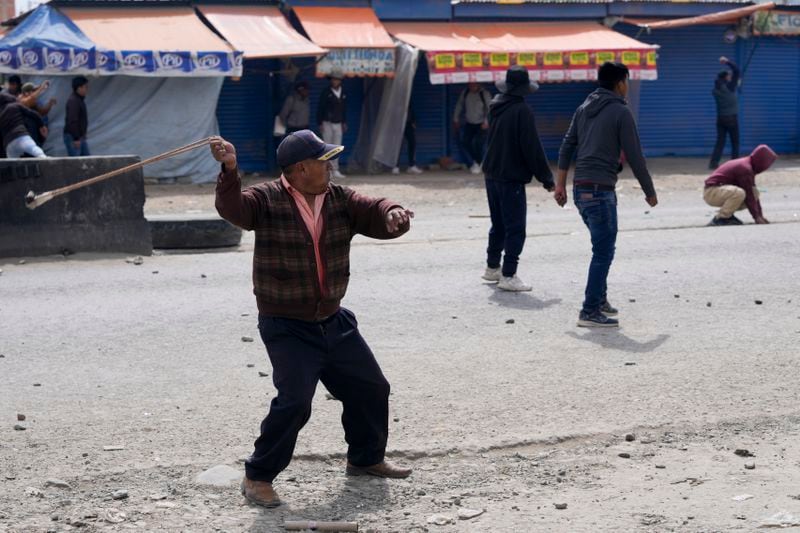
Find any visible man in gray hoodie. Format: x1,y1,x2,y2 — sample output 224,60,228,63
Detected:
555,62,658,328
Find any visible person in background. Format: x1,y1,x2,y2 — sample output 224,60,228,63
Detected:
317,68,347,179
704,144,774,226
64,76,89,157
481,66,554,292
709,56,740,170
279,81,310,135
392,97,422,175
453,82,491,175
20,82,57,119
0,93,47,158
556,62,658,328
2,75,21,97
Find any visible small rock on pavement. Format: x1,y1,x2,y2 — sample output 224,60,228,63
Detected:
505,319,515,324
618,453,631,459
149,493,168,501
45,479,72,490
246,363,255,368
427,514,454,526
457,508,485,520
629,298,636,303
755,300,763,305
655,464,666,469
707,302,712,307
17,413,25,421
732,494,754,502
125,256,144,266
196,465,241,487
13,424,26,431
745,462,756,470
625,433,636,442
111,490,129,500
258,371,269,377
241,336,254,343
734,449,755,457
103,445,125,451
33,383,41,387
555,503,568,510
201,274,207,279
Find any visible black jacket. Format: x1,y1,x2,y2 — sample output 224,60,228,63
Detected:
482,93,553,187
316,86,347,124
0,94,43,149
557,88,655,198
64,92,88,139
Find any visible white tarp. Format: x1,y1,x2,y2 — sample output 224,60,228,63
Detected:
30,75,223,183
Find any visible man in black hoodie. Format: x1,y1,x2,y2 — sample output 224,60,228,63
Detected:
556,62,657,328
709,56,740,170
481,66,554,292
64,76,89,156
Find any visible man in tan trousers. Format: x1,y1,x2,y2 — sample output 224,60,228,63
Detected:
704,144,775,226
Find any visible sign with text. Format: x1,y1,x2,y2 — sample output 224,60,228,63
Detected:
316,48,395,77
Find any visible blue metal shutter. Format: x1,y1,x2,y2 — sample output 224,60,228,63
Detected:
525,82,595,160
738,36,800,154
620,25,737,157
216,58,276,173
408,57,448,167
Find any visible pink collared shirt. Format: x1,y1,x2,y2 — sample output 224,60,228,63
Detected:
280,175,329,296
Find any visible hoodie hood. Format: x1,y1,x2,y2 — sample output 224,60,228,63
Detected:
582,88,626,118
750,144,777,174
489,92,524,120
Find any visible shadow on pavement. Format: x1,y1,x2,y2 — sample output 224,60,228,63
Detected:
488,288,562,310
249,475,390,532
565,330,670,353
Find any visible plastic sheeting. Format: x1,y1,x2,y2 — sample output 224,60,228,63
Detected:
352,42,419,173
30,75,223,183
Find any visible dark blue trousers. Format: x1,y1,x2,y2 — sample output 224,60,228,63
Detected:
485,179,527,277
574,187,618,314
245,308,390,482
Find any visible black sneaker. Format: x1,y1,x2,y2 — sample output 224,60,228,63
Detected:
577,310,619,328
729,215,744,225
600,300,618,316
708,216,741,227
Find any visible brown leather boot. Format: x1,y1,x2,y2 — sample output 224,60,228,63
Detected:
240,477,281,508
346,460,412,479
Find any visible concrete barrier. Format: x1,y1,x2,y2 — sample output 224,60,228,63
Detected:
147,214,242,249
0,156,152,258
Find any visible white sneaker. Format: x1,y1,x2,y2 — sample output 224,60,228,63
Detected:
332,170,346,179
497,275,532,292
470,162,482,175
391,167,400,175
482,267,501,282
407,165,423,175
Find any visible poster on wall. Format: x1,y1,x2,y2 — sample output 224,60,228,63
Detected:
425,49,658,84
753,11,800,35
316,47,395,77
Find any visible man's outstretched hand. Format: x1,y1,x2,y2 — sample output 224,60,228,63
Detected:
211,136,237,171
386,208,414,233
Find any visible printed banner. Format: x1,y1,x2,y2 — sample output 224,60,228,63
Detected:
754,11,800,35
425,49,658,85
316,47,395,77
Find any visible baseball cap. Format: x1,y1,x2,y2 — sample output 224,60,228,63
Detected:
276,129,343,168
21,82,37,93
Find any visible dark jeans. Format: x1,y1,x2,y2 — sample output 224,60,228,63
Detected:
459,123,486,166
403,122,416,166
246,308,390,483
63,133,89,157
574,187,618,314
710,115,739,167
485,179,527,277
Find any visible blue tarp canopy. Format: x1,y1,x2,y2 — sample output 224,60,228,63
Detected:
0,4,96,74
0,4,242,77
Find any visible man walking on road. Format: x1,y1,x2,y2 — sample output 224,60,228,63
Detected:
556,62,658,328
709,56,741,170
704,144,774,226
317,68,347,179
453,82,491,175
213,130,413,509
481,66,554,292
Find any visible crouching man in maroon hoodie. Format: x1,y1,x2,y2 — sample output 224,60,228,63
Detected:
212,130,414,508
704,144,775,226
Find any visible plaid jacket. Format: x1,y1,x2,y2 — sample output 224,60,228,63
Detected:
216,167,408,321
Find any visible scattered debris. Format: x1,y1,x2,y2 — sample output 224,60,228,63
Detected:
33,383,41,387
457,508,485,520
241,336,254,343
125,256,144,266
427,514,454,526
618,453,631,459
102,508,127,524
17,414,25,421
103,445,125,452
625,362,637,366
393,417,400,423
759,511,800,528
25,487,44,498
505,319,515,324
655,465,666,469
13,424,25,431
554,503,568,510
734,449,755,458
674,294,680,299
241,313,250,317
755,300,763,305
149,493,168,501
707,302,712,307
732,494,754,502
745,462,756,470
196,465,241,487
152,271,159,275
625,433,636,442
201,274,207,279
629,298,636,303
18,259,26,265
258,371,269,377
789,495,800,501
671,477,709,486
44,479,72,490
111,490,129,500
246,364,255,368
